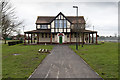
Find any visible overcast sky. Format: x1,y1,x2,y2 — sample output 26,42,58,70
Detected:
10,0,119,36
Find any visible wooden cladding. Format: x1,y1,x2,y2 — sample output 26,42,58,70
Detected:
51,29,71,33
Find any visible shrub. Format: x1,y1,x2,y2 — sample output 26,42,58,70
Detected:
8,40,23,46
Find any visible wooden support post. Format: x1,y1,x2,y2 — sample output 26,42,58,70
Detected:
83,33,84,44
96,32,97,44
92,33,93,43
70,33,71,44
34,34,35,43
24,33,26,45
50,33,52,44
87,34,89,43
89,33,90,43
31,34,32,43
28,34,30,44
37,34,39,44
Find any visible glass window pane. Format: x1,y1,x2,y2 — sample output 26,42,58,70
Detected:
61,20,63,28
55,20,57,28
59,20,61,28
40,25,47,29
64,20,66,28
59,20,63,28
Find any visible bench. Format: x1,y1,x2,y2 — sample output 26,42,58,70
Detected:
38,49,50,53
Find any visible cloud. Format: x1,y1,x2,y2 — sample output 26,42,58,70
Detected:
10,1,118,36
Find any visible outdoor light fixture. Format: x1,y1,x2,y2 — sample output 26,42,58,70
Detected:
73,6,78,50
73,6,78,8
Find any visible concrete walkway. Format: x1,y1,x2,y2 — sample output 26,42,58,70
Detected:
28,45,102,79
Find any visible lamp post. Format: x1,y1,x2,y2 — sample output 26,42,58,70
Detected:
93,25,94,43
73,6,78,50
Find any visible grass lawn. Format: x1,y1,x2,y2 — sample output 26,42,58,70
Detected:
70,42,118,79
2,42,54,79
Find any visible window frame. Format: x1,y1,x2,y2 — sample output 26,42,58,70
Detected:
55,20,58,28
64,20,67,28
59,20,63,28
54,19,67,29
40,25,48,29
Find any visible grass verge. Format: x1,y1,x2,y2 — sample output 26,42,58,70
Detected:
2,43,53,79
70,42,118,79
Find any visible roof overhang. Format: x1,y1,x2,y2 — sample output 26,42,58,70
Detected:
24,29,51,34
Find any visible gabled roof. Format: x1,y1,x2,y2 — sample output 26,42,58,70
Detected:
50,12,72,24
36,12,85,24
66,16,85,23
36,16,54,24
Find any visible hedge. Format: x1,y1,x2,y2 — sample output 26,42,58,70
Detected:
8,41,23,46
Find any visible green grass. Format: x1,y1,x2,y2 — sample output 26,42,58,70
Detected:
70,42,118,79
2,43,54,79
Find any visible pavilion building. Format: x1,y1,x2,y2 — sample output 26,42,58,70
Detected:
24,12,97,44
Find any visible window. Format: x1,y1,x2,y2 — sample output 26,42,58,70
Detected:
74,33,77,38
40,25,48,29
55,20,58,28
71,33,73,38
67,34,69,38
45,33,47,38
59,20,63,28
42,33,44,38
52,34,54,38
51,29,54,32
64,20,67,28
78,33,79,38
37,25,40,29
55,20,64,28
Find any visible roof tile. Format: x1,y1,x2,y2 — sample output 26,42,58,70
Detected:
36,16,85,24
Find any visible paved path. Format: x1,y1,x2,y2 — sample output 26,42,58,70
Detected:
28,45,102,79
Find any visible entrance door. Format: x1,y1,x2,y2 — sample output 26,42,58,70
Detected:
59,36,62,44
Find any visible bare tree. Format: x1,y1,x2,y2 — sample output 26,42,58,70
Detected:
16,29,21,40
0,0,23,44
85,17,92,28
